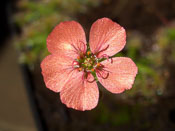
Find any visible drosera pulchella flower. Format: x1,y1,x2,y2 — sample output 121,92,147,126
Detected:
41,18,138,111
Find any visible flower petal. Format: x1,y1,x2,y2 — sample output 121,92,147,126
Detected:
89,18,126,57
60,72,99,111
97,57,138,93
47,21,87,58
41,53,74,92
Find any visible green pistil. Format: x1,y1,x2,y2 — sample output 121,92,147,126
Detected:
84,58,93,67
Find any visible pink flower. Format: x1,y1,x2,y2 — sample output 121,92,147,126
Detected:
41,18,138,111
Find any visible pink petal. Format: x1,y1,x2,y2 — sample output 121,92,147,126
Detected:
97,57,138,94
89,18,126,57
60,72,99,111
47,21,87,58
41,53,74,92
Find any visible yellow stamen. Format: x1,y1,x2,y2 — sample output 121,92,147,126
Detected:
97,63,101,67
87,51,91,55
91,68,95,72
77,56,80,60
78,67,82,71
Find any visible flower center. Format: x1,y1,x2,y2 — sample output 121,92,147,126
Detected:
84,58,93,67
74,51,99,72
71,50,110,81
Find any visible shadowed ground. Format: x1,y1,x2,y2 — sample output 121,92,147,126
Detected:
0,42,37,131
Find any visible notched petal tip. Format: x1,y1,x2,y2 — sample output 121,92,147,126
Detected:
60,72,99,111
89,17,126,58
97,57,138,94
46,20,87,59
40,54,75,93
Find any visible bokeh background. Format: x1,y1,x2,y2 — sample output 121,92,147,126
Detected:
1,0,175,130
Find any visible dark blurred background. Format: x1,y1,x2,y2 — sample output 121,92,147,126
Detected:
1,0,175,130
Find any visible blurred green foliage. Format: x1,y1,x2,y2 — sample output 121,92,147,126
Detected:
114,26,175,101
15,0,99,66
96,103,131,126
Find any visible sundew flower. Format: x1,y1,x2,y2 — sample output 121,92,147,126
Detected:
41,18,138,111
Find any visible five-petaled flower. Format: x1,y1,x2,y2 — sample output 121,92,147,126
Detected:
41,18,138,111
